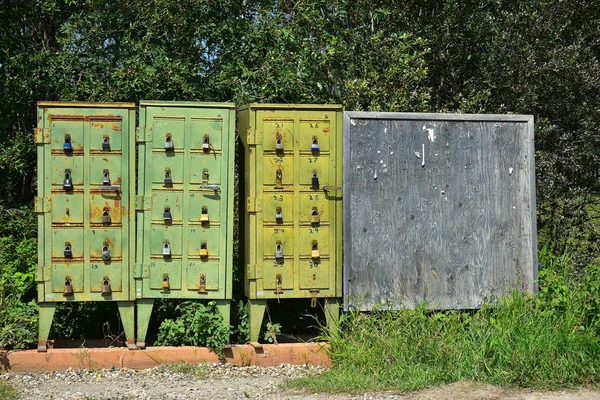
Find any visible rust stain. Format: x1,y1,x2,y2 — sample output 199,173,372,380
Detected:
104,237,115,248
88,115,122,122
114,177,122,185
91,122,105,129
111,122,122,131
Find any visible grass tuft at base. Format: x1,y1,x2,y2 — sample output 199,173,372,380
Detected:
288,248,600,393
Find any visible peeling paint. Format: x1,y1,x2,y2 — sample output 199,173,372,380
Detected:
423,126,435,143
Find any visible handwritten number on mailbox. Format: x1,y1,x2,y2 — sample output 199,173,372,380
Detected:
308,228,319,234
272,195,284,201
308,195,320,201
308,158,318,163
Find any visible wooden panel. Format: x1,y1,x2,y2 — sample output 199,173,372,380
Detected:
343,112,537,311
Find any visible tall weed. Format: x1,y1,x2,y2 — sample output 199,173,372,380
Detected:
291,248,600,392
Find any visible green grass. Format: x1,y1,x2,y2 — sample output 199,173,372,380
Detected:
0,379,18,400
159,362,210,379
289,248,600,393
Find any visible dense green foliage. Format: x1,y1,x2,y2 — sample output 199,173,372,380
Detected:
0,0,598,356
0,237,38,349
154,301,231,355
290,249,600,391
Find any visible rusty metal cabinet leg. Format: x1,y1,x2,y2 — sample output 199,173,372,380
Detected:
248,299,267,345
117,301,136,350
324,298,340,335
38,302,56,352
136,299,154,349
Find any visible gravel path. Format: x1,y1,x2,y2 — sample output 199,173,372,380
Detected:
2,364,600,400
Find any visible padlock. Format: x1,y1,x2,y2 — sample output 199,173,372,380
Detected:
200,241,208,257
275,170,283,188
102,207,111,224
275,242,283,259
102,136,110,151
164,169,172,185
202,169,209,185
311,207,320,224
198,274,207,293
200,206,209,223
101,277,111,296
202,134,210,151
63,135,73,152
164,134,174,150
63,170,73,189
102,170,110,185
162,275,170,290
311,241,320,259
311,171,319,188
275,135,283,151
162,242,171,256
63,277,74,296
275,207,283,222
64,243,73,258
101,243,111,260
311,136,320,152
163,206,172,222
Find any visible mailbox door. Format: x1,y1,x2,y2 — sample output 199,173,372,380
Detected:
241,105,343,301
136,102,234,300
36,102,135,302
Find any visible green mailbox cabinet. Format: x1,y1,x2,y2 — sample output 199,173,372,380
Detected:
239,104,343,343
135,101,235,348
35,102,137,351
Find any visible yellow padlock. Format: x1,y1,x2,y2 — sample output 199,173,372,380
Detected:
162,275,170,290
310,207,320,224
200,241,209,257
200,206,209,223
311,241,320,259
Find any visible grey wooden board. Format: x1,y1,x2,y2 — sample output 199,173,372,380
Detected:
343,112,537,311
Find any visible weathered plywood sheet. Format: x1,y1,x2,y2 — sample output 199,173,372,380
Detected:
343,112,537,310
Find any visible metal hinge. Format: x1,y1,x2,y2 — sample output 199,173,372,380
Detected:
246,197,263,212
34,128,50,144
247,129,262,145
246,264,262,280
34,197,51,213
35,265,46,282
134,263,144,278
136,126,151,143
135,195,151,210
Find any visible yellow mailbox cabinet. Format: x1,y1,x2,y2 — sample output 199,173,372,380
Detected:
239,104,343,343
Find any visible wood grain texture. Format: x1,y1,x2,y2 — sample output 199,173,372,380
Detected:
343,113,537,311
